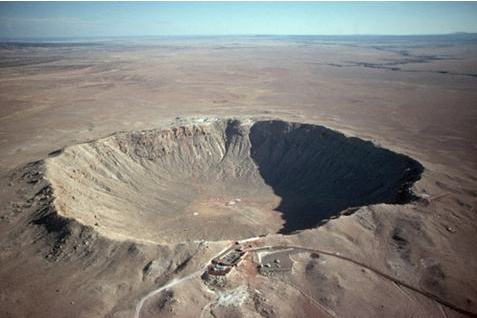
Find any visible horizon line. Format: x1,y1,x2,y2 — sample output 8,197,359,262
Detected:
1,32,476,41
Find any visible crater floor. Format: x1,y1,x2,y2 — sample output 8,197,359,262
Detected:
44,118,423,244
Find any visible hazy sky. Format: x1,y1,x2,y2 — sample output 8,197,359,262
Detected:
1,2,477,38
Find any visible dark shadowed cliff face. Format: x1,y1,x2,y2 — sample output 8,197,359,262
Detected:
249,120,423,234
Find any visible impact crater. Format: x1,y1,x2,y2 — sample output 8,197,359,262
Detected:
44,119,423,244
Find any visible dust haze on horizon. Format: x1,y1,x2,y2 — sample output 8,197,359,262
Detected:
1,2,477,39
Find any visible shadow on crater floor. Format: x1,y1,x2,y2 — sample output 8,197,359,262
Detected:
249,120,423,234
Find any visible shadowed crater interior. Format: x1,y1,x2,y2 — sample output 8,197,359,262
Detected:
43,118,423,244
250,120,423,233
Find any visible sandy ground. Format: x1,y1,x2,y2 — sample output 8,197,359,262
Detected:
0,35,476,317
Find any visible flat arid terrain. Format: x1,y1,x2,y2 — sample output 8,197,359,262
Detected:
0,35,476,318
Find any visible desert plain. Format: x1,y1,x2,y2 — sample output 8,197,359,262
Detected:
0,35,476,318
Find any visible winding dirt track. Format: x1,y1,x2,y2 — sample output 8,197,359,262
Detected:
136,242,477,318
134,244,232,318
134,270,202,318
256,245,477,318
